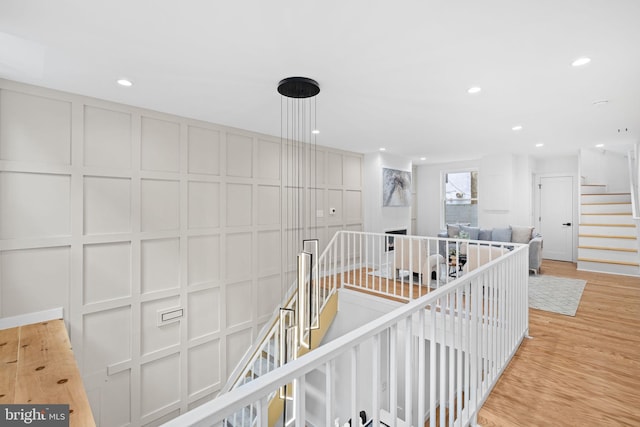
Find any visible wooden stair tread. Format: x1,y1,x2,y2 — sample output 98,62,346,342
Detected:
581,202,631,206
581,192,630,196
579,223,636,227
577,257,640,267
578,245,638,253
579,234,637,240
582,212,633,215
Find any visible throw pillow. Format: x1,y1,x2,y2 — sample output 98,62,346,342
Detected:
511,225,534,243
447,223,460,238
492,227,512,243
478,228,492,241
460,225,480,240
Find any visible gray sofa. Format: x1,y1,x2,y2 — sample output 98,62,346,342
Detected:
438,224,543,274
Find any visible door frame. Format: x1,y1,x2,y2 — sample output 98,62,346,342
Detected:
533,173,579,262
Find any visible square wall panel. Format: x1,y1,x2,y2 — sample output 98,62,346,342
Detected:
141,179,180,232
188,340,221,396
0,90,71,165
225,233,252,281
226,328,252,377
188,181,220,229
257,274,281,318
141,238,180,294
141,353,180,417
282,187,301,228
188,126,220,175
328,189,343,222
225,281,252,328
188,235,220,286
84,105,132,169
226,133,252,178
187,287,220,340
99,370,131,427
308,150,325,186
257,185,280,226
141,296,181,356
84,242,131,304
327,153,343,186
1,172,70,239
141,117,181,172
343,155,362,188
306,188,324,225
257,230,280,276
226,183,252,227
256,139,280,180
345,190,362,223
83,306,131,376
84,176,131,235
1,246,70,317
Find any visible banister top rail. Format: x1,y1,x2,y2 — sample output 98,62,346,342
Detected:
628,148,639,220
163,240,528,427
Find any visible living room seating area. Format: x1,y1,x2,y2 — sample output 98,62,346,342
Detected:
438,224,543,275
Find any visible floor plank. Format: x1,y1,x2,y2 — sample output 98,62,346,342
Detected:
477,260,640,427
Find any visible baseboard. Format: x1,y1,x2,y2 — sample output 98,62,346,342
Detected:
0,307,64,330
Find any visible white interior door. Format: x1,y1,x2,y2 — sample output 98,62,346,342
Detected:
538,175,574,261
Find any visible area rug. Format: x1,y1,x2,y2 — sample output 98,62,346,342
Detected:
528,275,586,316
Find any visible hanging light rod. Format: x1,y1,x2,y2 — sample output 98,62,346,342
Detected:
277,77,320,98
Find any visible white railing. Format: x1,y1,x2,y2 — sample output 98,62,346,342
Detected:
628,146,640,220
165,231,529,427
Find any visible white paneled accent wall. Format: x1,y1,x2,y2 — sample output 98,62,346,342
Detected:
0,79,363,427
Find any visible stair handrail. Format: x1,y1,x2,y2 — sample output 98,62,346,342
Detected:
163,235,530,427
628,146,640,220
220,231,342,394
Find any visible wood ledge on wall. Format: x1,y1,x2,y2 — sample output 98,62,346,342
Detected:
0,308,96,427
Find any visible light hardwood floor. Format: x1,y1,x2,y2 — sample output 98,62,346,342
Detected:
477,260,640,427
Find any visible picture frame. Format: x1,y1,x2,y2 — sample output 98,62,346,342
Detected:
382,168,411,207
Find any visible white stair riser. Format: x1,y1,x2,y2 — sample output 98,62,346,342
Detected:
579,236,639,249
581,193,631,204
580,185,607,194
580,214,635,225
578,248,639,263
581,203,632,214
579,225,637,236
578,261,640,276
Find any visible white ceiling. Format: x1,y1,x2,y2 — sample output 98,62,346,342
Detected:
1,0,639,164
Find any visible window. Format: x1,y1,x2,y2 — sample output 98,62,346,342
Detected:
443,170,478,226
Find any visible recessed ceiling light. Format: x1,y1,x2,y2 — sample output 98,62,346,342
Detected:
571,57,591,67
595,143,604,148
420,157,426,161
467,86,482,94
311,129,320,134
535,143,544,148
379,148,386,152
117,78,133,87
592,100,609,106
512,125,523,131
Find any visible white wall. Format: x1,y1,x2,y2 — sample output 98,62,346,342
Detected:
363,152,413,234
0,79,363,427
580,148,629,192
416,154,535,236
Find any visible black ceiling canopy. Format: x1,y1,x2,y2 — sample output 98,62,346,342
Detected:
277,77,320,99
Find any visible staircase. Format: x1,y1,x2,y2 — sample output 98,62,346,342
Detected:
578,184,640,276
220,238,341,427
